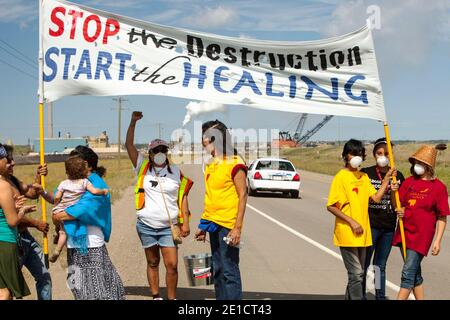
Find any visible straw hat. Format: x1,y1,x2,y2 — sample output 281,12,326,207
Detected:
409,144,447,169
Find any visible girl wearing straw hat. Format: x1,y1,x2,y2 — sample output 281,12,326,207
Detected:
392,144,449,300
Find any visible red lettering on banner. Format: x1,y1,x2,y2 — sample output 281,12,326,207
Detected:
83,15,102,42
103,19,120,44
48,6,120,44
49,6,65,37
68,9,84,40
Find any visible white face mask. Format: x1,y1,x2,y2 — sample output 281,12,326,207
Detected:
153,152,167,166
349,156,363,169
204,142,215,156
376,155,389,168
414,163,426,176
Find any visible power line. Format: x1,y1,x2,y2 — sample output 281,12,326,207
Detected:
0,57,37,79
0,43,37,70
0,38,36,65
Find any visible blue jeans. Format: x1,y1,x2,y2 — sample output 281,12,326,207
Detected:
18,230,52,300
209,226,242,300
400,249,424,289
363,228,394,300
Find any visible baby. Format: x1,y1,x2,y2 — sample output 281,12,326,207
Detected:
41,156,108,262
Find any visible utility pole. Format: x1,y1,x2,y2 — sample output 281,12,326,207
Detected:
112,97,128,167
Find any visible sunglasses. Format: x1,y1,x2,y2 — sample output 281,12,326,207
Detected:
150,146,168,154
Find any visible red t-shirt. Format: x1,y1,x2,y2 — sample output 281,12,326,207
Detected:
393,177,450,256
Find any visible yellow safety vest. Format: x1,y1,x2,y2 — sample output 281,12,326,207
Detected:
135,159,193,224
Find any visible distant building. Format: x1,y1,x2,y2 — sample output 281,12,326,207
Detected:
32,138,87,154
87,131,110,148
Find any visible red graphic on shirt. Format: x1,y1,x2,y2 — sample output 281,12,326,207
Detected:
206,174,210,181
352,187,359,194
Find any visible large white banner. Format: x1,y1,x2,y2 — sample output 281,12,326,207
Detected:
41,0,386,121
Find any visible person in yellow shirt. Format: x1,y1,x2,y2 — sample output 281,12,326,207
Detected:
195,120,248,300
327,139,394,300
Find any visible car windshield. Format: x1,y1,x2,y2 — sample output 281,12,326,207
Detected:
255,160,295,172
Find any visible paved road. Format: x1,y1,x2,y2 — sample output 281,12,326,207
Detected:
24,165,450,300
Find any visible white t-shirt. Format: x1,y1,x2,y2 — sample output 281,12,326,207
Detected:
135,154,181,229
67,225,105,249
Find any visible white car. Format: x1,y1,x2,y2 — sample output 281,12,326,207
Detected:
247,158,301,198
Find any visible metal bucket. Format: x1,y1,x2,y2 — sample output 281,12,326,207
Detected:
183,253,214,287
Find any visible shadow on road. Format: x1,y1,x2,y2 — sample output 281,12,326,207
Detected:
124,286,358,300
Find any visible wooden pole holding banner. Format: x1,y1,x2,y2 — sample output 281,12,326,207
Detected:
38,0,49,268
384,123,407,259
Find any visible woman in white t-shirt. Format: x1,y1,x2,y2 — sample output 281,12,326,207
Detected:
126,111,193,301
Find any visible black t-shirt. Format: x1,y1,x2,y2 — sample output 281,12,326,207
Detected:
360,165,405,231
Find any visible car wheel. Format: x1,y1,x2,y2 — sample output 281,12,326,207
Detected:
248,185,257,196
290,190,299,198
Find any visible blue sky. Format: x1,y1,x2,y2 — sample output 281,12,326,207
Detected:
0,0,449,145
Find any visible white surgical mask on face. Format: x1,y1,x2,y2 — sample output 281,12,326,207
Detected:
376,155,389,168
349,156,363,169
414,163,426,176
205,142,215,156
153,152,167,166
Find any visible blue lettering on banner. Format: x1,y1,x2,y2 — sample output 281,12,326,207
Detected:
230,70,262,95
74,50,92,79
95,51,113,80
43,47,132,82
61,48,77,80
301,76,339,101
344,75,368,104
183,62,207,89
43,47,59,82
265,72,284,97
213,66,229,93
44,46,370,107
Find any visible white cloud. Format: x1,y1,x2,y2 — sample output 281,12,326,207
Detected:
0,0,36,24
182,6,239,29
144,9,183,24
321,0,450,69
86,0,145,8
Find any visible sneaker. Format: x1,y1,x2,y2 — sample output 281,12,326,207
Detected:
153,297,163,300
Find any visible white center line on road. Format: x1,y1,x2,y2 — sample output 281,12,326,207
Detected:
246,203,414,300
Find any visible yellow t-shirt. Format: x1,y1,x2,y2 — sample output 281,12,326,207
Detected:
202,155,247,230
327,169,377,247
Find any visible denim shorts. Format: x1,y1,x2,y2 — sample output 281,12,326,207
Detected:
136,219,176,248
400,248,424,289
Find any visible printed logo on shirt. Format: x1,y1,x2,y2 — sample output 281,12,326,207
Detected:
420,188,429,193
408,199,417,207
206,174,210,181
352,187,359,194
150,180,158,188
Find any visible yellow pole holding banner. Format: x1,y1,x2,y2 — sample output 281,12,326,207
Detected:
39,103,49,268
384,123,407,259
38,0,49,268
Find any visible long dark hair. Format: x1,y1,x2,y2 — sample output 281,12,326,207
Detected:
202,120,239,158
70,146,106,177
1,145,21,190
